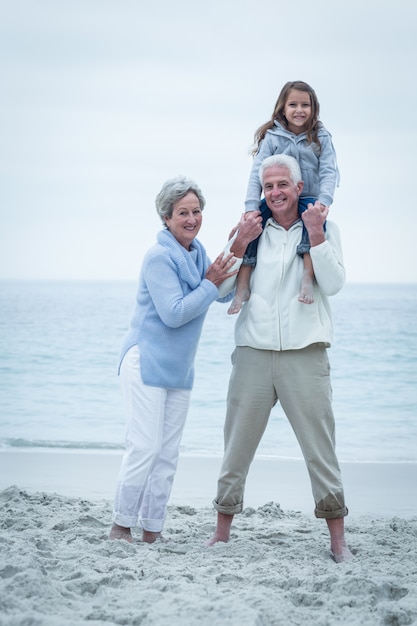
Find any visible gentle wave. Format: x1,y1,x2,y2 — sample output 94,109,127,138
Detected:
0,438,124,451
1,439,416,465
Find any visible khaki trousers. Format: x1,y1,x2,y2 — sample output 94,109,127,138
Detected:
214,345,348,519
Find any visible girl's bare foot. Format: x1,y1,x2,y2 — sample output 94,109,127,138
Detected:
299,254,315,304
298,282,314,304
228,288,250,315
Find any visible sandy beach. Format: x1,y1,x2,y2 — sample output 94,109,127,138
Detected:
1,451,417,625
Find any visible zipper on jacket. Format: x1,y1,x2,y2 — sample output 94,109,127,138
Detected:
276,222,300,351
276,230,290,351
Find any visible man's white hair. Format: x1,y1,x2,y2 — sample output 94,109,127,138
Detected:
259,154,302,187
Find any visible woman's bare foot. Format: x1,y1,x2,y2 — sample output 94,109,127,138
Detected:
228,289,250,315
142,530,167,544
109,523,133,543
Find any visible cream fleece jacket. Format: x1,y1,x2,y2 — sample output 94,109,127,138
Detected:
234,218,345,351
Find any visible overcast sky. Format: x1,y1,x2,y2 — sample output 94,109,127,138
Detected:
1,0,416,283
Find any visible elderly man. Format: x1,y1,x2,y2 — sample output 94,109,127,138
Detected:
208,154,352,562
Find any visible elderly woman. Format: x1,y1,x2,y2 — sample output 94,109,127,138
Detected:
109,176,262,543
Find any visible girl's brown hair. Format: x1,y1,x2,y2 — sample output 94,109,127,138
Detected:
251,81,322,156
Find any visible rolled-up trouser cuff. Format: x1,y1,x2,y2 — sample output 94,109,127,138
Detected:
213,498,243,516
140,517,165,533
314,506,348,519
112,512,138,529
296,243,311,257
242,255,257,267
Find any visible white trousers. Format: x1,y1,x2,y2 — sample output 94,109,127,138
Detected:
112,346,191,532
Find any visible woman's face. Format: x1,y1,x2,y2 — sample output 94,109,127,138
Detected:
164,192,202,250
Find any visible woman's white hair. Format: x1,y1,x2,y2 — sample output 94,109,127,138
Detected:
155,176,206,226
258,154,302,186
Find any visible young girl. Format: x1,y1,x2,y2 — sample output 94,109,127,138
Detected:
228,80,339,314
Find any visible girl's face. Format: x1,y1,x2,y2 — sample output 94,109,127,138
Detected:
283,89,312,135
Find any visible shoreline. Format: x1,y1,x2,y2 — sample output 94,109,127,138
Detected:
1,448,416,518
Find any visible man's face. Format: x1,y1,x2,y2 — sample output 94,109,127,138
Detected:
263,165,303,223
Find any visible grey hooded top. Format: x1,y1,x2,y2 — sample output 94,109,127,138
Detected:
245,121,340,211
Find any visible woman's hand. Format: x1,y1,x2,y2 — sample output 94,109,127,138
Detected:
205,252,240,286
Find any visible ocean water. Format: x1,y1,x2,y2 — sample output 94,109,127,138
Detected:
0,280,416,463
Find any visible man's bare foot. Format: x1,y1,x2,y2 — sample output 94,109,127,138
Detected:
331,542,354,563
206,533,229,547
142,530,166,544
206,512,233,546
228,289,250,315
109,523,133,543
298,276,314,304
327,517,353,563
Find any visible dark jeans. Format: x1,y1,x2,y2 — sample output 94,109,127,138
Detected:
243,196,323,266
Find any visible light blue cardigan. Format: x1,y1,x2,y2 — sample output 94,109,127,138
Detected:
119,229,233,390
